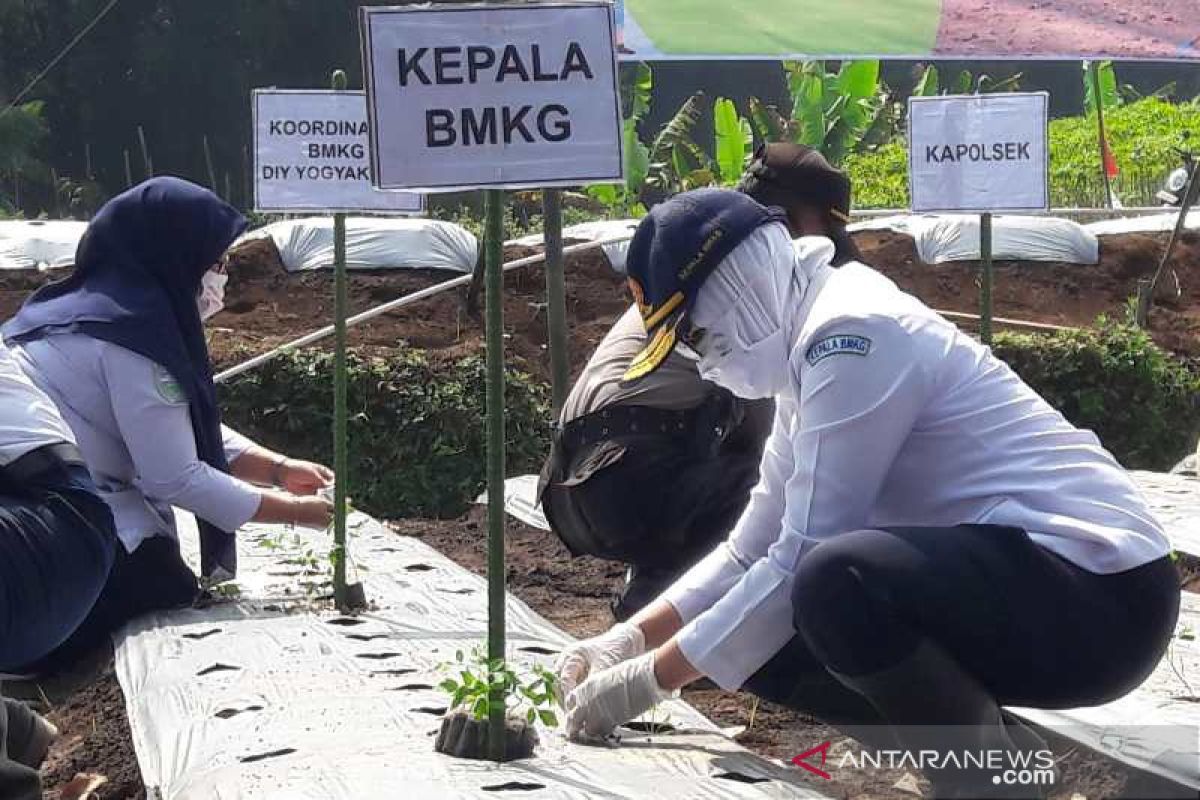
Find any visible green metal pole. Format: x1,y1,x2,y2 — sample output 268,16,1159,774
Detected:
331,69,349,611
542,189,569,414
484,188,508,761
980,213,994,345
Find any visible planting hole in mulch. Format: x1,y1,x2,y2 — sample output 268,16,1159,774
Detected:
516,645,558,656
622,720,677,734
413,706,449,716
344,633,389,642
481,782,546,792
196,663,240,676
215,705,264,719
405,563,436,572
355,651,402,660
327,617,365,627
436,586,475,595
238,747,297,764
713,771,771,785
370,668,417,676
181,628,222,640
390,683,434,692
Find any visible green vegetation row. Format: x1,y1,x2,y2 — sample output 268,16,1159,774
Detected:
219,323,1198,521
219,348,551,521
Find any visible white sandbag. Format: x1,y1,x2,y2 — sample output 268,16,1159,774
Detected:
1086,210,1200,237
0,220,88,271
241,217,478,273
850,214,1099,265
513,219,638,273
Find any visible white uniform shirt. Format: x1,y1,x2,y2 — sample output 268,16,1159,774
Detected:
9,334,262,552
663,262,1170,690
0,339,76,465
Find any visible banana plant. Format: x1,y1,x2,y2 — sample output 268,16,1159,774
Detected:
645,91,713,195
588,62,653,215
1084,60,1121,116
713,97,753,186
786,60,883,166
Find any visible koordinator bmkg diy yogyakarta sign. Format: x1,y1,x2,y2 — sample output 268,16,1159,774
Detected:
359,2,623,192
908,93,1050,214
252,89,423,213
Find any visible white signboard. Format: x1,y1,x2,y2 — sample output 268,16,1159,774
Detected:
360,2,623,192
908,93,1049,214
253,89,423,213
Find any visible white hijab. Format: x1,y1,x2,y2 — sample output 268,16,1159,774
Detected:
690,222,835,398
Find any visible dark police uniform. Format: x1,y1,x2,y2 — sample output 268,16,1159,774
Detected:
539,305,774,620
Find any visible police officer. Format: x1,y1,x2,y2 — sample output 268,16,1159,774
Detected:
557,190,1178,798
738,141,863,263
0,339,118,799
3,177,334,670
539,148,863,621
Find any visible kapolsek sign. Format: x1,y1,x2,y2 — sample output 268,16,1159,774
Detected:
908,93,1049,214
359,2,623,191
253,90,423,213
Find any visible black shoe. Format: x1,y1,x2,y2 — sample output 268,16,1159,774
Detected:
3,699,58,769
830,642,1050,800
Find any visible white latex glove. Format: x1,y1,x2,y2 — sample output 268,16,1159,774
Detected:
565,652,672,741
554,622,645,700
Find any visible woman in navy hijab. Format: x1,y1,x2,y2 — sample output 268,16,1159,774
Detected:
5,177,334,667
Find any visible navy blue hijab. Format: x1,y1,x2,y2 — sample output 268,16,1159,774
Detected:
4,177,248,579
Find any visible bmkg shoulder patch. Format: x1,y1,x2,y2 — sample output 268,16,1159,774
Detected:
153,364,187,405
806,334,873,366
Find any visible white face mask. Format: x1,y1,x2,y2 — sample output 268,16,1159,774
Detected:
697,326,789,399
196,270,228,321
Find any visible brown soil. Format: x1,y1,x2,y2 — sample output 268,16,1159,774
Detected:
936,0,1200,59
3,227,1196,390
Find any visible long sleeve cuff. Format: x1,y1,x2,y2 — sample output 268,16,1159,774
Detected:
660,542,747,625
675,530,808,691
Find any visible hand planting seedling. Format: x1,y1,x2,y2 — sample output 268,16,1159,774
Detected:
433,647,559,761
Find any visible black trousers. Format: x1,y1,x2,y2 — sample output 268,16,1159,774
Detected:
542,397,774,598
745,525,1179,727
542,398,772,614
22,534,198,674
0,458,115,673
0,449,117,799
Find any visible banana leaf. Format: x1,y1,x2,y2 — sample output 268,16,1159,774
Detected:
713,97,752,185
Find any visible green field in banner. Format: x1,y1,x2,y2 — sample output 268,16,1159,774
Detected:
626,0,941,57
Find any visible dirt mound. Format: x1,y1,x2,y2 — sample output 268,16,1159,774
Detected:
210,236,630,381
854,227,1200,354
0,226,1196,385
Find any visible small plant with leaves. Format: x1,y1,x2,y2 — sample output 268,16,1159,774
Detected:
439,648,561,729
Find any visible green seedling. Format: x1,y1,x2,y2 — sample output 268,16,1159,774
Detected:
640,704,674,736
200,581,242,599
438,648,560,728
